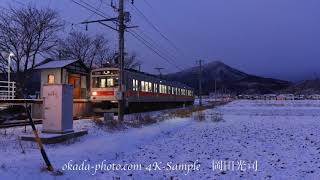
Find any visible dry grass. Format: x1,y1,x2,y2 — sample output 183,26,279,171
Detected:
92,116,124,130
193,111,224,122
208,112,224,122
90,100,231,129
193,111,206,121
169,106,207,118
126,113,158,127
92,117,104,127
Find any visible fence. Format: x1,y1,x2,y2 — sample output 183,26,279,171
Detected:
0,81,16,99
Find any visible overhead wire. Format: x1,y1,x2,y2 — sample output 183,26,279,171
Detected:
127,30,183,71
71,0,188,71
129,2,193,69
130,3,184,55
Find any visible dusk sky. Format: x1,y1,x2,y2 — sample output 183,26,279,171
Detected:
1,0,320,81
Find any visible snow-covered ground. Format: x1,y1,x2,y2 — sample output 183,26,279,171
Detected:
1,100,320,179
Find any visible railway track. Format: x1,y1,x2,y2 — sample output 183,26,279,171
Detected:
0,120,42,129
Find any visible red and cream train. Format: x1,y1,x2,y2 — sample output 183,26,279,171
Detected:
90,67,194,112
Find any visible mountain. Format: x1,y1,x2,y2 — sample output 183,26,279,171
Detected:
284,79,320,95
165,61,291,95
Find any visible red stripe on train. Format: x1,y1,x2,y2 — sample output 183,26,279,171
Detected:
93,90,193,97
94,91,115,96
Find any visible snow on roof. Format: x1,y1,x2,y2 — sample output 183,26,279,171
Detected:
34,59,78,69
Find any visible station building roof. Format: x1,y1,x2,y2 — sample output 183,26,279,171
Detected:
34,59,78,69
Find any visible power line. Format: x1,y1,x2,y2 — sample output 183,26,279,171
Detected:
142,0,153,9
78,0,114,19
71,0,191,71
130,4,184,56
128,30,181,69
128,5,190,70
128,30,183,71
82,0,103,21
130,3,193,69
71,0,118,26
132,28,180,65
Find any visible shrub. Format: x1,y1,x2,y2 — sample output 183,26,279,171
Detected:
209,112,224,122
126,113,157,127
193,111,206,121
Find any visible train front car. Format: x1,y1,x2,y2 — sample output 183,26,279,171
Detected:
90,68,120,112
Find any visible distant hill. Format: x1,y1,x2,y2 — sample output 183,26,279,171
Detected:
165,61,291,95
284,79,320,95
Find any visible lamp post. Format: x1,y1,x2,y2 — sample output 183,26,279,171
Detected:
8,52,14,99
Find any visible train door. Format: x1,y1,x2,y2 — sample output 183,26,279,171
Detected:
68,74,81,99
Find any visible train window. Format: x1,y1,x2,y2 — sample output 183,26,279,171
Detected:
160,84,164,93
93,78,99,88
168,86,171,94
132,79,135,91
141,81,150,92
100,79,106,88
141,81,145,92
92,77,118,88
154,83,158,93
133,79,139,91
107,78,114,87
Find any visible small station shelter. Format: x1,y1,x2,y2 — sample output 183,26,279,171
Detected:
35,58,90,99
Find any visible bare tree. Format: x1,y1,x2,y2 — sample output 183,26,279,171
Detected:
55,31,111,69
56,31,142,70
111,52,142,70
0,5,63,97
124,52,142,70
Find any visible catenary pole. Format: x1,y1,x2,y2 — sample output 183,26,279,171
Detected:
118,0,125,121
197,60,203,106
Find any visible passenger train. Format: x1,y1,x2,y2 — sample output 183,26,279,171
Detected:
90,67,194,112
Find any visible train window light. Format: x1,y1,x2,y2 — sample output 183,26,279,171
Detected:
148,82,152,92
100,79,106,88
132,79,135,91
107,78,114,87
93,78,99,88
141,81,145,92
133,79,139,91
154,83,158,93
159,84,164,93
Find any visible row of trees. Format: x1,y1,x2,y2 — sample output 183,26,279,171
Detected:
0,5,141,97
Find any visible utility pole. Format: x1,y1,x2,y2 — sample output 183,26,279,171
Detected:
196,60,204,106
154,67,164,79
214,79,217,99
117,0,125,121
7,52,14,99
79,0,138,121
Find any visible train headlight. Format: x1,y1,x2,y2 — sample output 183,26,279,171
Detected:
92,91,98,96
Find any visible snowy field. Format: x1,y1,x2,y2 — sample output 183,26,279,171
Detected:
1,100,320,179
